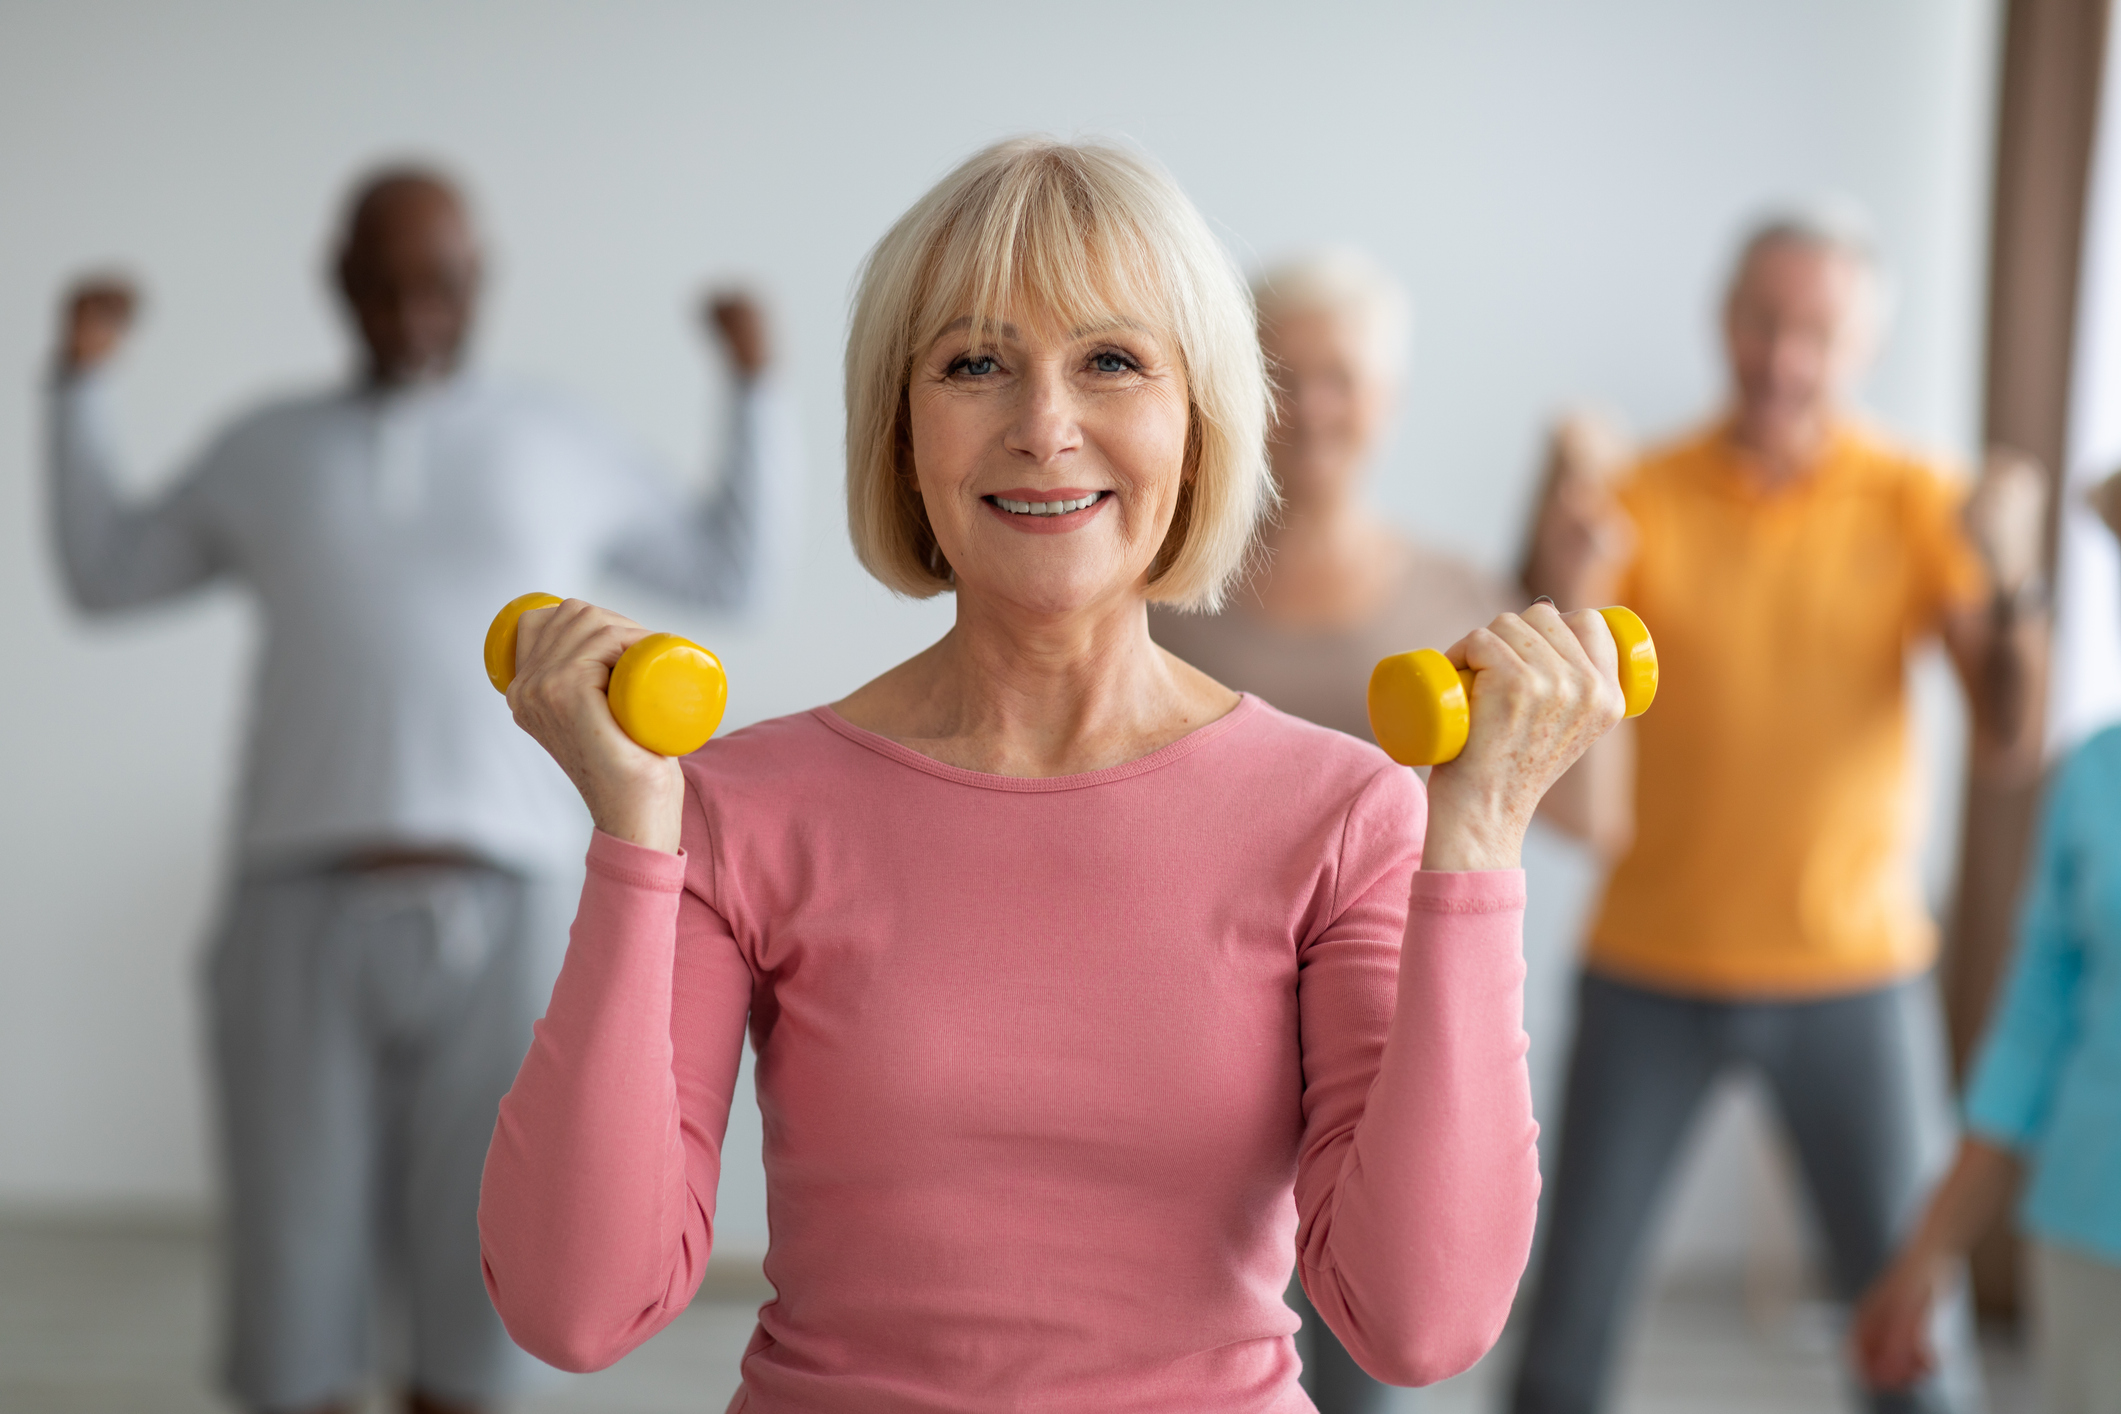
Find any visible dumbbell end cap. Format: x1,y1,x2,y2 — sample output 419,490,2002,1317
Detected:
485,593,566,694
1368,648,1470,767
608,633,729,757
1595,606,1658,718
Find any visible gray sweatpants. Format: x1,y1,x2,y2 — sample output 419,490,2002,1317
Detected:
1508,971,1981,1414
207,862,552,1411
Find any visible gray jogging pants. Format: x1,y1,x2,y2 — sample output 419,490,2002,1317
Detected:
1509,971,1983,1414
208,862,553,1410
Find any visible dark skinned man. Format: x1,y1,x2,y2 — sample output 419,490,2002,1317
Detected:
48,167,796,1414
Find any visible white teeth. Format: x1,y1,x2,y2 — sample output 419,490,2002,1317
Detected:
994,493,1100,516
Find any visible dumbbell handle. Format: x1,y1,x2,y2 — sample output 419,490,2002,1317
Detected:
483,593,729,758
1367,606,1657,767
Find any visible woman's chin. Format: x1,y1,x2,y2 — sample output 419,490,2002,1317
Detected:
960,561,1144,623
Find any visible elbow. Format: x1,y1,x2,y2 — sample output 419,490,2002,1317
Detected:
51,555,112,612
62,578,125,615
481,1255,633,1374
1358,1309,1512,1388
1315,1198,1539,1387
1308,1261,1523,1389
52,550,150,614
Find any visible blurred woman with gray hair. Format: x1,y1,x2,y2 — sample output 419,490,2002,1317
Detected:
1153,250,1629,859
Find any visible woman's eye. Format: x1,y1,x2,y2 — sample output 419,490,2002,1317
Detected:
952,354,999,376
1091,351,1136,374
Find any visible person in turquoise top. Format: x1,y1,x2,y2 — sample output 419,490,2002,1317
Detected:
1854,471,2121,1414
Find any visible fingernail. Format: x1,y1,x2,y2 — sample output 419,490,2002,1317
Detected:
1532,595,1555,609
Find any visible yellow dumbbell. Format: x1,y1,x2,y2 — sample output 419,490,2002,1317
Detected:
484,592,729,757
1367,605,1657,767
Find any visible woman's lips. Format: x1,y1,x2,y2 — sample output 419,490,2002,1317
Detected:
982,489,1111,534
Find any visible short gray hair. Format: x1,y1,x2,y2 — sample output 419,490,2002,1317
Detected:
1729,201,1894,326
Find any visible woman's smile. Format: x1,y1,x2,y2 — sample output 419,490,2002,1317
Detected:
981,487,1113,533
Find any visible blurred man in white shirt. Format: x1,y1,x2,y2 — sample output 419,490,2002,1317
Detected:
46,167,797,1414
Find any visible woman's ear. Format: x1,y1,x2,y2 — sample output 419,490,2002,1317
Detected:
1181,405,1203,485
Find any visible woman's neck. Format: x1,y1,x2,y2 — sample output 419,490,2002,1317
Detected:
1249,490,1409,630
833,589,1238,778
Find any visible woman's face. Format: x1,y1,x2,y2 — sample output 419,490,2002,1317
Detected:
1262,307,1395,508
906,311,1192,619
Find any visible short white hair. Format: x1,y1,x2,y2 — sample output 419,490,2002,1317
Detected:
1252,248,1413,381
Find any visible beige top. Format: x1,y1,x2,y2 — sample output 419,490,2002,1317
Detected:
1151,547,1515,744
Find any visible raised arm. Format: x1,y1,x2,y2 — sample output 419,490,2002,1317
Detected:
476,598,752,1368
603,292,800,613
1298,603,1624,1384
1520,410,1639,858
46,278,227,610
1294,791,1537,1386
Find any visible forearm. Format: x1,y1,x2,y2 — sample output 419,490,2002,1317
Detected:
1303,871,1538,1385
608,376,798,611
1518,513,1625,610
1976,597,2048,753
1902,1136,2022,1265
703,373,798,611
477,835,714,1371
1519,557,1612,611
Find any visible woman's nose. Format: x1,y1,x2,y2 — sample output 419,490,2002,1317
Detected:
1005,365,1083,463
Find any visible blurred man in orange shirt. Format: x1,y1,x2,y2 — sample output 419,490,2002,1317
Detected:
1509,211,2048,1414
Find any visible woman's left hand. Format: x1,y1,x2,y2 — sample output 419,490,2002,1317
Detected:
1422,603,1626,871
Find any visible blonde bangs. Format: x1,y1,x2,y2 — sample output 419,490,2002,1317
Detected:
845,137,1272,609
915,153,1175,372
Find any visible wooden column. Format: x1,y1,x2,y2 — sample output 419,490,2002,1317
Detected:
1950,0,2109,1317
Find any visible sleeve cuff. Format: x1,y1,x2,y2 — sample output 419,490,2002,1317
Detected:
1408,869,1527,913
1961,1045,2046,1148
585,829,688,891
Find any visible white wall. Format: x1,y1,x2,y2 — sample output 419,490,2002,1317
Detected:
0,0,1999,1278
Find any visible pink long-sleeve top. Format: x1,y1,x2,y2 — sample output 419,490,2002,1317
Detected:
478,696,1538,1412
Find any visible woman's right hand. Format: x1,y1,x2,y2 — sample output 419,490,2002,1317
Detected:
507,598,687,854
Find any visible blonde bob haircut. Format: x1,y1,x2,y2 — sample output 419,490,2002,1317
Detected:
844,136,1273,612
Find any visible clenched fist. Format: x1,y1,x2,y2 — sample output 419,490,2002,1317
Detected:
58,277,139,373
1522,406,1636,607
702,291,771,378
1965,447,2048,597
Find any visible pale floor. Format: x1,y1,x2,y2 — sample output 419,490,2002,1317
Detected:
0,1217,2035,1414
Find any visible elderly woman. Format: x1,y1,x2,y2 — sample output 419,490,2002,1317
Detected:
477,138,1621,1412
1154,250,1630,856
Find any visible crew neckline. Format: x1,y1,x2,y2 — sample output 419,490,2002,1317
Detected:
810,694,1261,794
